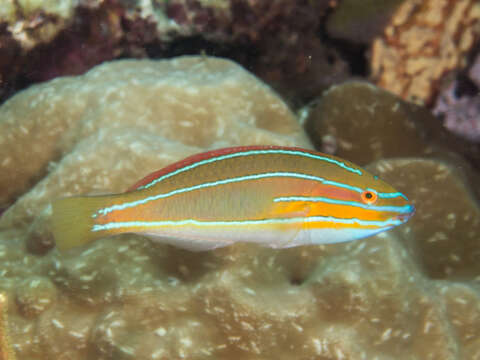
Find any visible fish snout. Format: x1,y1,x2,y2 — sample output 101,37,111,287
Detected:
394,204,415,223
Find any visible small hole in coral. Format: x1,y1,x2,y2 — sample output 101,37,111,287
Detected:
289,277,304,286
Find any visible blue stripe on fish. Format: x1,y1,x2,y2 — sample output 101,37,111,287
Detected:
375,190,408,200
91,215,403,232
94,172,405,218
273,196,414,213
139,148,363,190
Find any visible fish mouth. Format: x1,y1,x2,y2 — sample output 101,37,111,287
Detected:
394,204,415,223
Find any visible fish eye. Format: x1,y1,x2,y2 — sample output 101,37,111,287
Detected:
361,190,378,205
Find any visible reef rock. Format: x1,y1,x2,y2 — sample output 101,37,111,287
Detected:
0,1,76,50
370,157,480,281
0,292,16,360
0,56,310,211
326,0,404,44
1,57,480,359
306,81,430,164
433,52,480,143
0,0,335,104
2,155,480,359
371,0,480,105
306,81,479,167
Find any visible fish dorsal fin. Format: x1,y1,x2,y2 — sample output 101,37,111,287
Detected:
127,145,305,191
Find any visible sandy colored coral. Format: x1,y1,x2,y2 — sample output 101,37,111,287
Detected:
368,158,480,280
371,0,480,104
305,81,480,174
15,278,57,319
0,293,15,360
0,56,310,210
1,153,480,358
0,57,480,359
307,81,429,164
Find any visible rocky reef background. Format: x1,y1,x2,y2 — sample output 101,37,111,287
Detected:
0,1,479,359
1,0,480,141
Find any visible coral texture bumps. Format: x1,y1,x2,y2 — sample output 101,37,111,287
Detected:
0,57,479,359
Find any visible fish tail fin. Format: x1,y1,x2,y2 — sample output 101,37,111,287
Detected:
51,196,109,252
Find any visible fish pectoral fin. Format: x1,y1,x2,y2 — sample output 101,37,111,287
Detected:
142,234,231,251
261,202,312,249
273,201,312,219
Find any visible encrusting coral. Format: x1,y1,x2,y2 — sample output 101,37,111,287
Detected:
371,0,480,105
0,56,311,211
0,57,479,359
433,53,480,142
0,293,15,360
0,0,337,105
305,81,480,171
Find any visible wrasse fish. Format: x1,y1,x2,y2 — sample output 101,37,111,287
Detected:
52,146,415,252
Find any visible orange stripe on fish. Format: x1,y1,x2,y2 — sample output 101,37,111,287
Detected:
52,146,414,252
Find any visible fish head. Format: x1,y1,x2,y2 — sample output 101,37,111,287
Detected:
305,168,415,243
356,174,415,226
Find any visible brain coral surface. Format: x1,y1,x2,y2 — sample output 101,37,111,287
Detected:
0,57,479,360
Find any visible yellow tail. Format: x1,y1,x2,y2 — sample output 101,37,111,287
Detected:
51,196,110,252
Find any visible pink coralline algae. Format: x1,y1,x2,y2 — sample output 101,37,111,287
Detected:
433,53,480,142
0,0,346,106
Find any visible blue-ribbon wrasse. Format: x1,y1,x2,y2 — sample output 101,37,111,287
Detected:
52,146,415,252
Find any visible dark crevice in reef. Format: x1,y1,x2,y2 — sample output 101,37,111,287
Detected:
454,74,479,98
289,276,306,286
316,9,369,78
326,38,368,76
147,35,257,66
0,1,370,106
453,43,480,98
